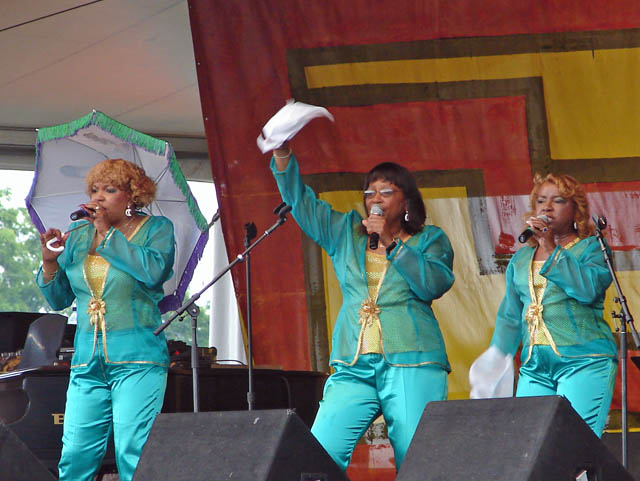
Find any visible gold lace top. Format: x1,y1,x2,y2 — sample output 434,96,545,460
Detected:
531,260,550,345
359,250,387,354
85,254,109,298
524,237,581,362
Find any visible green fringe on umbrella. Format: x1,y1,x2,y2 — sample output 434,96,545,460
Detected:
93,112,167,155
37,111,167,156
168,149,208,231
37,110,209,232
36,111,95,144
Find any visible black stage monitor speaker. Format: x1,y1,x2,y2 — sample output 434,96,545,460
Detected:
0,421,56,481
132,409,349,481
397,396,633,481
602,431,640,481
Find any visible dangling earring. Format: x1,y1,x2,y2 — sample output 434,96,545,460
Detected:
404,210,410,222
573,221,578,231
125,203,133,217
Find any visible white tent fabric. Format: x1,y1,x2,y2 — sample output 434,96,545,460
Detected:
209,218,247,365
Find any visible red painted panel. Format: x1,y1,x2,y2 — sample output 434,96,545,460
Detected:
295,98,532,196
611,350,640,412
347,442,396,481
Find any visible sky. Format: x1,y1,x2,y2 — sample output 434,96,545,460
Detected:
1,169,219,301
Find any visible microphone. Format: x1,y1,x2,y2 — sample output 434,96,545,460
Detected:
593,215,607,230
368,204,383,249
518,215,550,243
70,207,90,221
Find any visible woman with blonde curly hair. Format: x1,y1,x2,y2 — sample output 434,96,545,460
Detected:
473,172,617,437
525,173,594,245
84,157,157,210
37,158,175,481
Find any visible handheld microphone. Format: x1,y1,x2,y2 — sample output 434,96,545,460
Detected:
70,207,90,221
518,215,550,243
368,204,384,249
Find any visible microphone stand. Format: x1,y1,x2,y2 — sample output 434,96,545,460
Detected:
186,303,201,412
244,222,257,410
593,215,640,469
154,211,220,413
154,204,291,413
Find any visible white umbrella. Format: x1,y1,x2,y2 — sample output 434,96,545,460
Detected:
26,110,210,313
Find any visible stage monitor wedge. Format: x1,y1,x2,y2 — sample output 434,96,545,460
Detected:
397,396,633,481
132,409,349,481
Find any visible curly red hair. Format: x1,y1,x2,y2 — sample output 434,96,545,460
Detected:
85,158,156,207
524,172,594,246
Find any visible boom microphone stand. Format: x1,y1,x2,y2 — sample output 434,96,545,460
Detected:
593,215,640,469
154,204,292,413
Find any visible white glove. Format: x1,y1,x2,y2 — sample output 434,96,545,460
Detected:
469,345,514,399
257,99,334,153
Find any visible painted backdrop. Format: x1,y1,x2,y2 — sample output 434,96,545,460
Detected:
187,1,640,413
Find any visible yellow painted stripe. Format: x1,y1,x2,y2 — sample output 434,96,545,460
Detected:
305,49,640,159
305,53,542,87
604,428,640,433
420,186,467,199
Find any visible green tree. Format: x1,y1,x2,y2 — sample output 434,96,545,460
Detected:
0,188,50,312
162,295,211,346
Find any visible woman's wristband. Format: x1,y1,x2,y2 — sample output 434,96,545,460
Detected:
42,264,59,275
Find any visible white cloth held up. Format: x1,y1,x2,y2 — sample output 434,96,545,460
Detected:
257,99,334,153
469,345,515,399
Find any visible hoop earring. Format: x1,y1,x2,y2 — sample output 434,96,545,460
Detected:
404,210,409,222
125,204,133,217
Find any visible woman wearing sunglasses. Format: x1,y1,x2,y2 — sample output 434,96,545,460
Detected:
270,142,454,472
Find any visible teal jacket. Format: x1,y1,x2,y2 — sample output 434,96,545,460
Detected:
491,236,617,363
37,216,175,367
271,156,454,369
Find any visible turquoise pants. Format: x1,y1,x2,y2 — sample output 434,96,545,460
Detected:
516,345,617,437
311,353,448,471
58,346,167,481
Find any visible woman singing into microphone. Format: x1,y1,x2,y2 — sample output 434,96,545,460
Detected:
476,173,617,436
37,158,175,481
269,142,454,471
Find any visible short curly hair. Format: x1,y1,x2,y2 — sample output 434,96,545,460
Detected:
85,158,156,208
525,172,594,246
